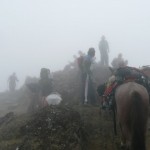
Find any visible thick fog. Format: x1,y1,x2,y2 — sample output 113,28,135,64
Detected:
0,0,150,91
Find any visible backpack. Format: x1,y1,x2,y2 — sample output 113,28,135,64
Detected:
77,56,84,70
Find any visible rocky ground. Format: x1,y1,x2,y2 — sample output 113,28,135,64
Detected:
0,64,150,150
0,104,117,150
0,102,150,150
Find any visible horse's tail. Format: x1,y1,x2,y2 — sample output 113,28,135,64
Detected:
130,91,148,150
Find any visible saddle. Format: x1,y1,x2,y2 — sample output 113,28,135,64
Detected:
97,66,150,110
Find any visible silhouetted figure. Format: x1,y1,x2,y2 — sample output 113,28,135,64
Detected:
79,48,96,105
39,68,53,97
8,73,18,92
25,69,53,111
39,68,53,107
77,50,85,71
99,35,109,66
111,53,128,69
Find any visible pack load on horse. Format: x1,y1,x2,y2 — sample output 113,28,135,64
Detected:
97,66,150,149
97,66,150,109
140,65,150,78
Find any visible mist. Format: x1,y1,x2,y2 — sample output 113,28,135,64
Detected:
0,0,150,91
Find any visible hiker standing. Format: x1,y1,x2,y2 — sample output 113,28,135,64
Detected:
78,48,96,105
8,73,19,92
111,53,128,69
39,68,53,107
98,35,109,66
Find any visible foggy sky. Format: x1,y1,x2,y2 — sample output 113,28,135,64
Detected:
0,0,150,91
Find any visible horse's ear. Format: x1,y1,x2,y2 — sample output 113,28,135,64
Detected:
108,66,114,74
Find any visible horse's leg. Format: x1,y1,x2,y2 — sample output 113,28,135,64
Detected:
113,108,117,135
112,98,117,135
119,123,126,148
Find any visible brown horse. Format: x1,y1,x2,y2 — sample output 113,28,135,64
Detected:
115,82,149,150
